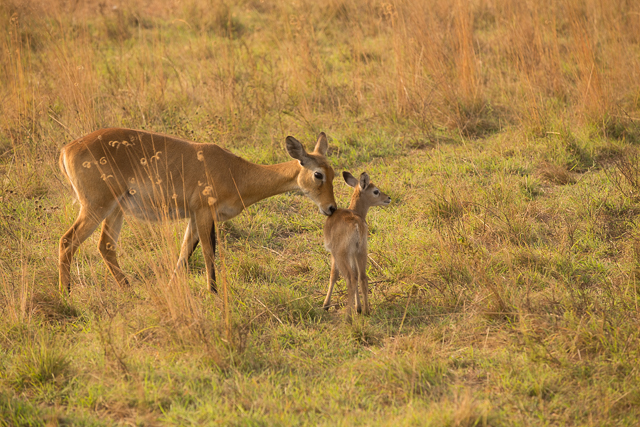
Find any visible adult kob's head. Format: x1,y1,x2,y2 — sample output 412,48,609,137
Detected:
286,132,337,216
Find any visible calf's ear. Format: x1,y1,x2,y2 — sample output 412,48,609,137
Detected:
359,172,370,190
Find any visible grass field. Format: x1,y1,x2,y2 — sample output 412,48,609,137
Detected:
2,0,640,425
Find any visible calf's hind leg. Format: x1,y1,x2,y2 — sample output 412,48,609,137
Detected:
356,255,370,315
323,255,340,310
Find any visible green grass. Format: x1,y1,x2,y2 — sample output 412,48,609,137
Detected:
2,0,640,425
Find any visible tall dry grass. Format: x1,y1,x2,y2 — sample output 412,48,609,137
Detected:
1,0,640,423
3,0,638,341
1,0,639,147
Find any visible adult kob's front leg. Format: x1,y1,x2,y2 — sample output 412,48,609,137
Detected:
174,217,200,269
194,208,217,293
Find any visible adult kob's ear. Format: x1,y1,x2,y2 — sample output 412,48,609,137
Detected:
359,172,370,190
286,136,309,165
343,171,358,188
313,132,328,156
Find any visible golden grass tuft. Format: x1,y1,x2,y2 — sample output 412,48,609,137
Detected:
2,0,640,424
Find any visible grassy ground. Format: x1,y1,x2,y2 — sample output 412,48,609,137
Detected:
2,0,640,425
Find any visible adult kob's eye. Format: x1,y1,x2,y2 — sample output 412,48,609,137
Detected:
314,172,324,180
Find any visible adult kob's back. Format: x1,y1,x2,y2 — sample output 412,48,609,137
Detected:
58,128,337,294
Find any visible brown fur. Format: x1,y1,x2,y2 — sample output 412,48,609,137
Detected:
58,128,336,293
323,172,391,316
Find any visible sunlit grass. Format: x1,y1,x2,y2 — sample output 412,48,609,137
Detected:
1,0,640,424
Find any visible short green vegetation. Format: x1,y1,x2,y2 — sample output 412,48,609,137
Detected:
2,0,640,425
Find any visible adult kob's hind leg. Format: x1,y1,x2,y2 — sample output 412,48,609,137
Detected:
59,207,105,294
98,208,129,288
